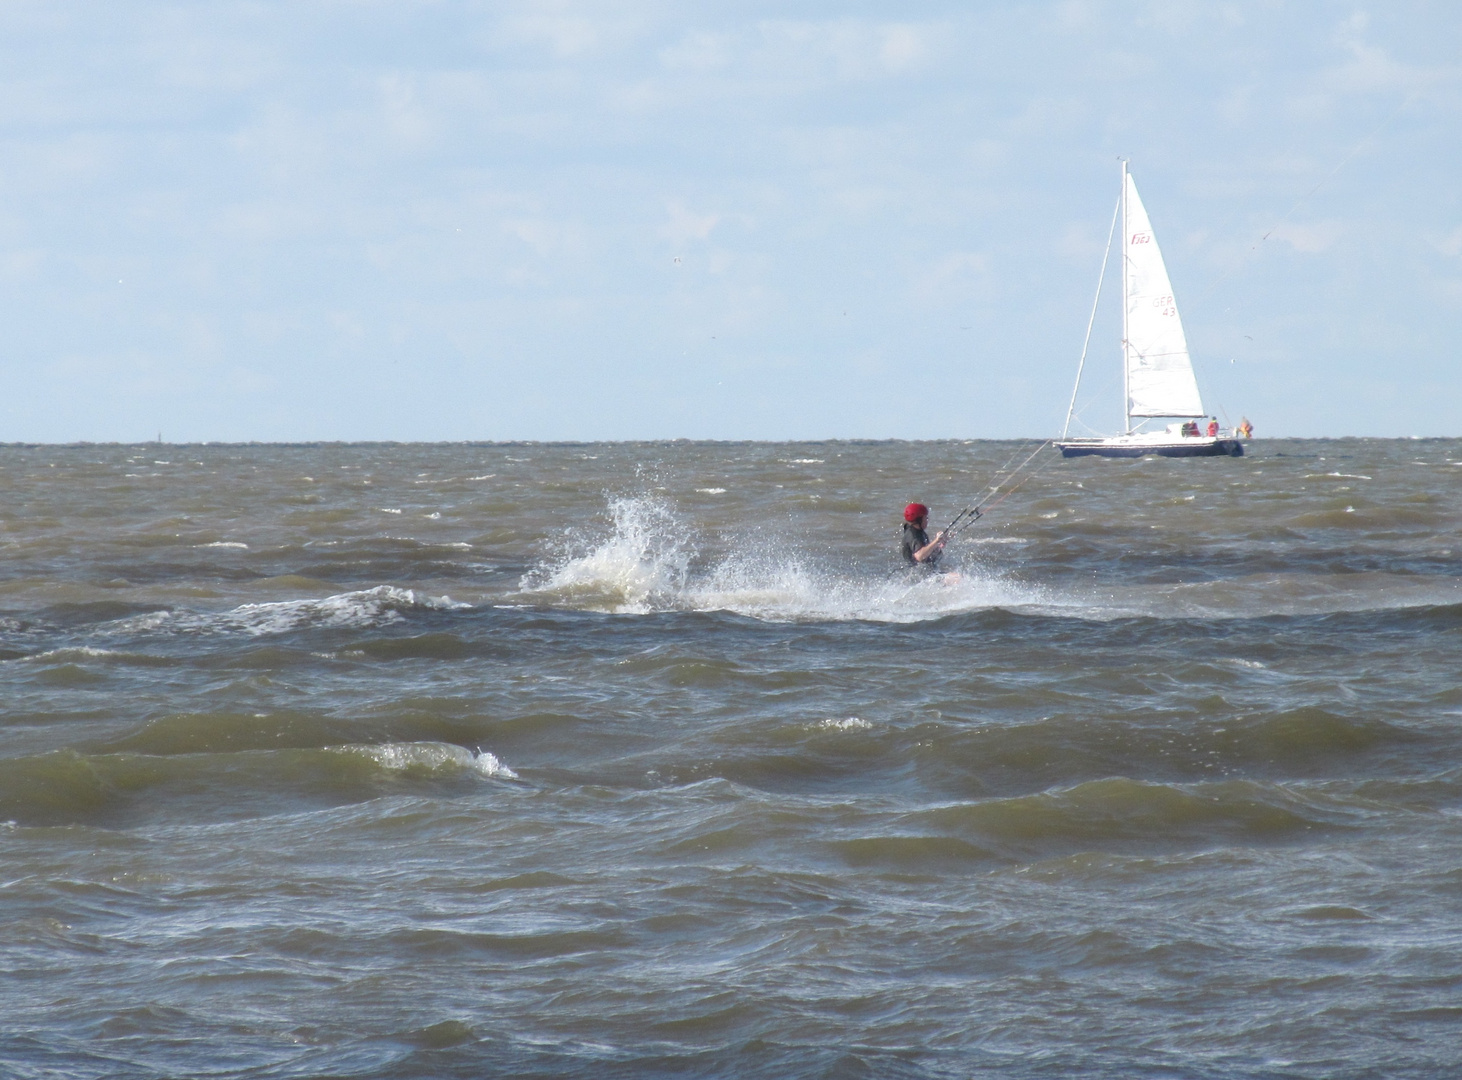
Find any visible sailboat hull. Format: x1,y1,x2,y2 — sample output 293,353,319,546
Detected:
1056,437,1244,459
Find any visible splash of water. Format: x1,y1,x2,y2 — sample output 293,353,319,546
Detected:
522,497,693,613
519,496,1042,622
519,495,1462,624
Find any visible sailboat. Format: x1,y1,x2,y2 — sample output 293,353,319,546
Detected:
1056,163,1244,458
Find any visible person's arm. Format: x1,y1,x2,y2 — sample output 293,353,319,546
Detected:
913,532,945,562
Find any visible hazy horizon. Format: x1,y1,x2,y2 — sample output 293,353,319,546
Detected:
5,434,1454,449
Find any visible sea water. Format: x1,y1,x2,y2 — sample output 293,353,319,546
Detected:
1,439,1460,1078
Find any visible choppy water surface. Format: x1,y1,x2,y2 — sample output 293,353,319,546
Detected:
3,439,1461,1079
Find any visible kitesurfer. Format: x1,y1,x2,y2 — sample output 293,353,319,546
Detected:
900,503,946,566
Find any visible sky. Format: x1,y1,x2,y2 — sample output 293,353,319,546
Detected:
0,1,1459,442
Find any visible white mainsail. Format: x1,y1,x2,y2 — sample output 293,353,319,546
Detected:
1123,173,1204,419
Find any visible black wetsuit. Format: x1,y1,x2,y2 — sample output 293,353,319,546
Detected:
901,522,939,567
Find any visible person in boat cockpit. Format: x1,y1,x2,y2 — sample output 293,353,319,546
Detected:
900,503,946,566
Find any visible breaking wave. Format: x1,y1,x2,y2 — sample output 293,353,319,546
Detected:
0,741,518,826
105,586,470,637
341,742,518,780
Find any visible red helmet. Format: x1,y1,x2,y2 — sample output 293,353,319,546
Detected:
904,502,929,522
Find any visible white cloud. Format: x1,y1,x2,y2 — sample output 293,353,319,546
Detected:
1057,222,1105,262
755,19,937,81
1322,9,1461,99
502,13,602,59
1433,278,1462,306
377,74,441,151
658,31,737,73
503,217,586,259
1051,1,1100,32
908,251,991,308
658,201,719,245
1432,228,1462,258
1270,221,1343,254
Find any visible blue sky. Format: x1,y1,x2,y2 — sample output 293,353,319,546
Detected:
1,1,1458,441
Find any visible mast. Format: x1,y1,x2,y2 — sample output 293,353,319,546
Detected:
1121,159,1130,435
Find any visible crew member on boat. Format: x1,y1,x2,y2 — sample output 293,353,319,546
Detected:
900,503,946,566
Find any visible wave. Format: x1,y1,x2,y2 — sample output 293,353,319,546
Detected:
915,776,1348,849
15,646,176,668
0,741,517,826
345,742,517,779
812,776,1367,870
102,586,469,637
613,706,1430,812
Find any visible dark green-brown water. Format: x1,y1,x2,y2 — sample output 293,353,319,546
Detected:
3,439,1461,1078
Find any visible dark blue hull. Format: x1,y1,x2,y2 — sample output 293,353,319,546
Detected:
1057,439,1245,459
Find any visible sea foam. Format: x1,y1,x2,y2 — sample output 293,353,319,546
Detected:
340,742,518,780
107,586,470,637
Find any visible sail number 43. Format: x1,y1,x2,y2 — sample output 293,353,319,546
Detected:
1151,294,1176,316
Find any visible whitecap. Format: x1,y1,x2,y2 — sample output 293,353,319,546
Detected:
817,717,871,731
696,488,727,494
472,750,518,779
21,646,121,662
338,742,518,780
107,586,469,637
197,541,249,549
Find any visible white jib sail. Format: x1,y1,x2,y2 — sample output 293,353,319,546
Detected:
1124,174,1205,419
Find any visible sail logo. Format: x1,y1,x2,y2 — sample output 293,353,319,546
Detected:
1131,232,1151,245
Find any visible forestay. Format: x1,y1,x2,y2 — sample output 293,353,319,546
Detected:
1124,174,1205,419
